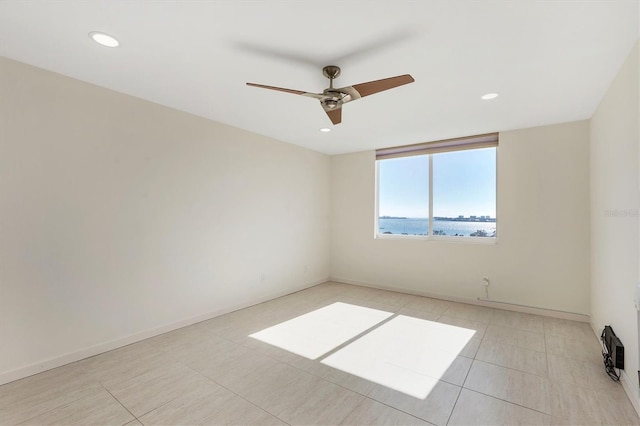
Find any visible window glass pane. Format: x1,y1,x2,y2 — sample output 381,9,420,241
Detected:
377,155,429,236
432,147,496,237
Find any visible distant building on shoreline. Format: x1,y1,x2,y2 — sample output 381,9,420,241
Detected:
434,215,496,223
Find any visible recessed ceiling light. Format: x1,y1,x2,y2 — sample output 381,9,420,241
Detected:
320,128,331,133
89,32,119,47
481,93,499,100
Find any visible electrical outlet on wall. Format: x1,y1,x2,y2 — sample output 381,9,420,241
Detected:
481,277,490,299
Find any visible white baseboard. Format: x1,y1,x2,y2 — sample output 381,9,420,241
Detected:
330,277,590,322
621,370,640,418
0,277,329,386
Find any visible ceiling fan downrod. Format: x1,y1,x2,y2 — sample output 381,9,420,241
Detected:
322,65,341,89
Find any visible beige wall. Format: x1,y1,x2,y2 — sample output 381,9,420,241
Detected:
0,58,331,383
331,121,591,315
590,41,639,398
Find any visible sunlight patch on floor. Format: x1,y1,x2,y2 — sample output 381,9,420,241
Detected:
249,302,393,359
322,315,475,399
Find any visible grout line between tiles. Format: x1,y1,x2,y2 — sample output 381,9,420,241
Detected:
171,356,292,426
355,396,439,426
459,388,552,417
471,356,548,379
444,385,463,426
98,383,139,423
445,353,477,425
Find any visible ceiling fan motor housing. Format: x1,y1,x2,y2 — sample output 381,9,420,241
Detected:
322,98,341,109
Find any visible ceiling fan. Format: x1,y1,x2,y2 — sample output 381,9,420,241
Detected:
246,66,414,125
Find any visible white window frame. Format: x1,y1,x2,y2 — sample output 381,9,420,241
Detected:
374,134,498,243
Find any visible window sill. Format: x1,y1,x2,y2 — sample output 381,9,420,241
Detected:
374,234,497,244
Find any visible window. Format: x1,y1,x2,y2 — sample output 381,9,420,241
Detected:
376,133,497,239
378,156,429,236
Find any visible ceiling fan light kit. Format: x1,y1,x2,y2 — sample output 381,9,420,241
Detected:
247,65,414,125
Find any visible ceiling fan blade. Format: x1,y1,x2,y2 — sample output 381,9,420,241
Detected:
246,82,304,94
348,74,415,98
246,83,325,100
324,107,342,125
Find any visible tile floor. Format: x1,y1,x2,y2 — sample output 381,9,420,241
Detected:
1,282,639,425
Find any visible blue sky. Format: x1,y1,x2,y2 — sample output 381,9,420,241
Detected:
378,148,496,218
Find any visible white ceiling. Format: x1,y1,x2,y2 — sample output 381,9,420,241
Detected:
1,1,638,155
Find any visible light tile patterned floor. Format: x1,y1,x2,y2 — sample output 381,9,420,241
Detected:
1,282,638,425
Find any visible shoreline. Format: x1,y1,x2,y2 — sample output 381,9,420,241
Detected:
380,217,496,223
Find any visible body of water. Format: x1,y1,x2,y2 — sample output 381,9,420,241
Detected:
378,218,496,237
